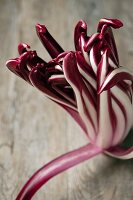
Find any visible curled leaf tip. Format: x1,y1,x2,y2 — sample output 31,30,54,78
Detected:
98,18,123,32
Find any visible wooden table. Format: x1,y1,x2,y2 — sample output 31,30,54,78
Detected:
0,0,133,199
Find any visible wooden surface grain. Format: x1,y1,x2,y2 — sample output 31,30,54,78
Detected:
0,0,133,199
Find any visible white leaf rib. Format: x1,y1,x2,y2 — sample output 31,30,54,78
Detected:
80,35,90,65
111,86,133,141
66,79,96,140
82,90,97,133
62,53,96,140
97,51,114,148
99,67,133,93
78,64,97,90
111,97,126,146
96,91,113,148
90,47,97,74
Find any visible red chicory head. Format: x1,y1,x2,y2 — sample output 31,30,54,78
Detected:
6,18,133,200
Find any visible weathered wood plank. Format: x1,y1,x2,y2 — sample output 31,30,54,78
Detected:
0,0,133,199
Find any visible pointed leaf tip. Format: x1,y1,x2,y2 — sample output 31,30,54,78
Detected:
36,23,47,33
36,23,64,59
77,20,87,30
18,43,30,55
6,59,19,68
